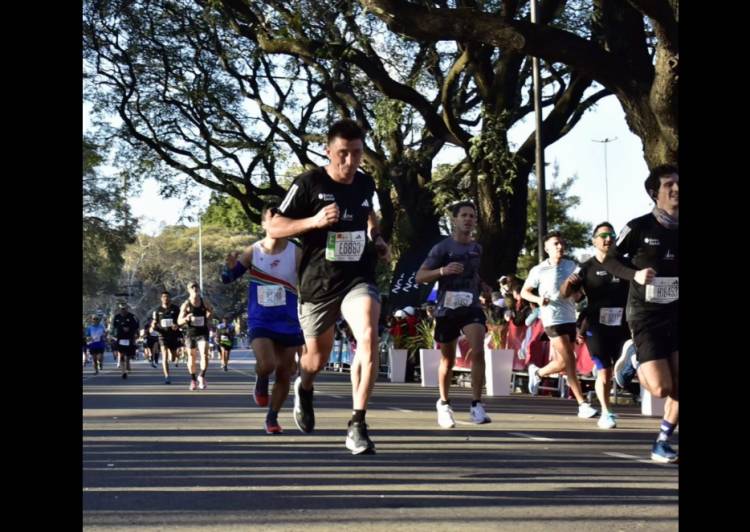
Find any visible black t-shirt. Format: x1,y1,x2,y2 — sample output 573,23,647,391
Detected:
152,304,180,338
112,313,139,340
578,256,629,329
605,212,678,323
276,167,377,303
184,298,209,337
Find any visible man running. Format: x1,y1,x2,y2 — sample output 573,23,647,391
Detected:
222,202,305,434
600,165,679,463
415,201,493,428
521,232,598,419
561,222,631,429
85,315,107,375
178,282,214,390
216,317,236,372
268,118,390,454
111,304,139,379
152,290,181,384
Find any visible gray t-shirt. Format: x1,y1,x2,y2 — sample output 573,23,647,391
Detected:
525,258,578,326
421,237,483,318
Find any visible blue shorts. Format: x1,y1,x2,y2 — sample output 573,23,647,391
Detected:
249,327,305,348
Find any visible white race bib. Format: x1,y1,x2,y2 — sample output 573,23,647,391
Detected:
160,318,173,328
645,277,679,304
258,285,286,307
599,307,624,326
191,316,205,327
444,291,473,309
221,335,229,341
118,339,130,346
325,231,365,262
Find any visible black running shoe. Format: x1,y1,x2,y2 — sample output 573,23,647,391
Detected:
122,373,128,379
293,376,315,433
345,421,376,455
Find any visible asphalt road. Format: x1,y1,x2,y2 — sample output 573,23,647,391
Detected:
83,349,678,531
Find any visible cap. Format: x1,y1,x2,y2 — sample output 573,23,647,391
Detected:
403,306,415,316
393,310,406,318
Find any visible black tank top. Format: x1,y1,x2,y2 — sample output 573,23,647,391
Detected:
185,298,209,337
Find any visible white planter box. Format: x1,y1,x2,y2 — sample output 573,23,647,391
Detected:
388,348,407,383
484,348,514,397
641,388,667,417
419,348,442,387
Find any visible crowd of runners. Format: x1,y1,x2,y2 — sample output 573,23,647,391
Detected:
83,119,678,463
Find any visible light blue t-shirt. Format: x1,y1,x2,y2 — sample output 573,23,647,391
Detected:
525,258,578,326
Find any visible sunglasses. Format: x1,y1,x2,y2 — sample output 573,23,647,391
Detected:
594,232,616,239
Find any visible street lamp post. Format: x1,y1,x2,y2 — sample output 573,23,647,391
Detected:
592,137,617,221
198,221,203,293
530,0,547,260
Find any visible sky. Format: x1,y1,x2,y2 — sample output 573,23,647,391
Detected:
85,93,652,255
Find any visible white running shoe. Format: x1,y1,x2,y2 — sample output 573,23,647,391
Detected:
436,399,456,428
597,412,617,429
578,402,599,418
198,376,207,390
469,402,491,424
528,364,541,395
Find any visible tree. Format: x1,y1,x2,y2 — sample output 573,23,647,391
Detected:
516,162,591,277
83,137,138,298
360,0,678,168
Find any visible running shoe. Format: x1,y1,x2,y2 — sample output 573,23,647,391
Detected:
614,339,638,389
651,440,678,463
436,399,456,428
345,421,375,455
189,380,197,391
577,402,598,418
254,375,270,407
121,373,127,380
198,376,207,390
528,364,541,395
264,418,283,434
469,402,491,424
597,412,617,429
293,376,315,433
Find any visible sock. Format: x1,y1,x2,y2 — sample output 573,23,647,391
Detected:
351,409,366,424
471,400,480,407
439,399,450,406
657,420,675,442
200,369,207,377
266,409,279,423
191,373,197,381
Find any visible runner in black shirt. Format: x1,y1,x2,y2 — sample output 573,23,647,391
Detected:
178,282,214,391
562,222,630,429
600,165,679,463
111,303,139,380
153,290,181,384
269,119,391,455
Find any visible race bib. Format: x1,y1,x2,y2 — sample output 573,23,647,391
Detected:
444,291,473,309
220,335,229,341
258,285,285,307
325,231,365,262
160,318,173,328
191,316,205,327
599,307,624,326
645,277,679,304
118,339,130,346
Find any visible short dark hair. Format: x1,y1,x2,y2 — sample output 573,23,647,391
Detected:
327,119,365,145
644,164,678,202
262,200,280,217
544,231,563,243
161,290,170,296
450,201,476,217
592,222,614,236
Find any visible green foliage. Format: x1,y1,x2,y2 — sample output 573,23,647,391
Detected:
404,318,436,351
516,163,592,277
468,110,518,196
83,137,138,297
202,192,261,235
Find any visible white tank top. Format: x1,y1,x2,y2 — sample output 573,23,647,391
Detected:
251,240,297,287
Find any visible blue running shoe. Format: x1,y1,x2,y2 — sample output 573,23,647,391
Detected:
651,440,678,463
614,340,637,389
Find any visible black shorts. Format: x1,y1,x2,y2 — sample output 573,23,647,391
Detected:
88,347,104,355
146,337,159,349
159,335,181,352
185,335,209,350
543,323,576,342
249,327,305,348
434,307,487,343
630,315,678,363
117,344,136,358
585,324,631,369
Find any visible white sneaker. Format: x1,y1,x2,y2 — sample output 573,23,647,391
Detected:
578,402,598,418
528,364,541,395
597,412,617,429
436,399,456,428
469,402,491,424
198,376,207,390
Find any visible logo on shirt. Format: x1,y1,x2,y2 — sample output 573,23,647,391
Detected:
270,259,280,268
361,199,370,207
318,193,336,201
596,270,608,276
341,209,353,221
644,237,660,246
664,249,675,260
